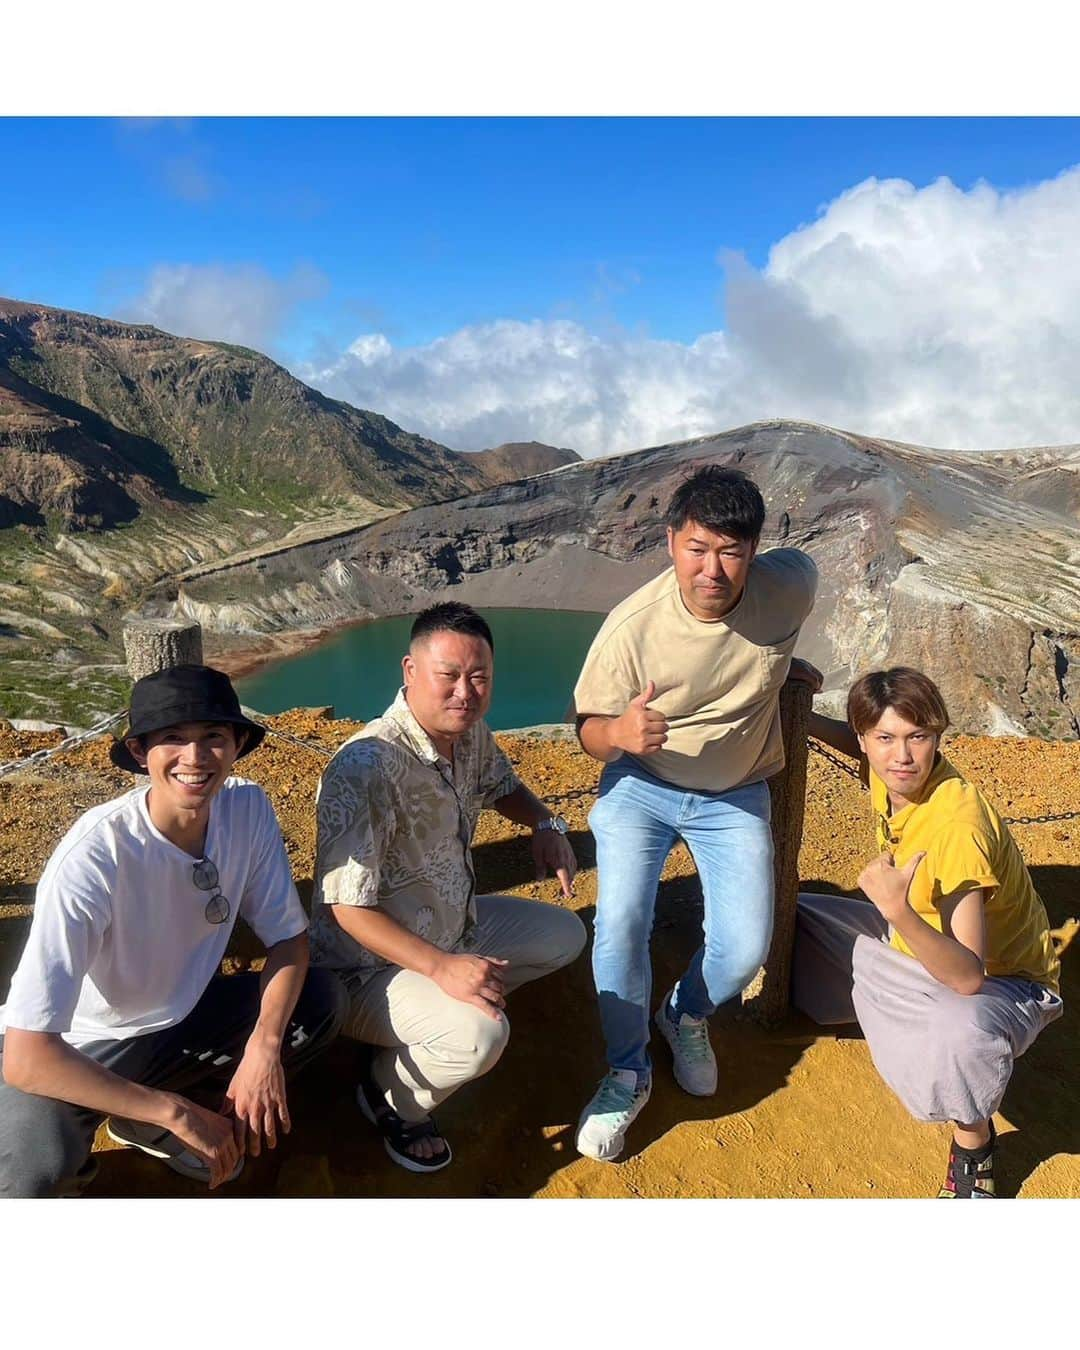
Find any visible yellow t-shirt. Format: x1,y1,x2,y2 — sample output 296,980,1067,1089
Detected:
870,756,1060,995
572,549,817,793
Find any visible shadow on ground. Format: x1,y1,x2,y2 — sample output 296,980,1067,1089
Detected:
8,851,1075,1199
82,869,807,1199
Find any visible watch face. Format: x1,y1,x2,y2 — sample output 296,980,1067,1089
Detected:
551,814,569,834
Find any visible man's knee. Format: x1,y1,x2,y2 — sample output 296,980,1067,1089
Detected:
448,1008,511,1078
0,1087,94,1198
931,990,1008,1052
543,906,587,971
285,967,349,1059
593,898,653,956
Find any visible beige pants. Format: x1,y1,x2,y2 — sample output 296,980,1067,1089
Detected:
341,894,586,1121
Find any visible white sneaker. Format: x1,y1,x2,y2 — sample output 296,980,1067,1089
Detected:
654,991,718,1096
575,1069,651,1162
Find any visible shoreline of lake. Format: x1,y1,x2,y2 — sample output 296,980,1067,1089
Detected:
230,608,607,731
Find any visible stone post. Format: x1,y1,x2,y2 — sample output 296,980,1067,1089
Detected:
741,678,812,1026
122,617,204,683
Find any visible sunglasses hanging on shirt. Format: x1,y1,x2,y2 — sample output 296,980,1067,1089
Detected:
192,857,231,925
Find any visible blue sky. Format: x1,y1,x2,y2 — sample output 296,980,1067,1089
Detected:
6,116,1080,454
7,117,1080,351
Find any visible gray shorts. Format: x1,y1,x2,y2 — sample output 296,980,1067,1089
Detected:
792,893,1063,1124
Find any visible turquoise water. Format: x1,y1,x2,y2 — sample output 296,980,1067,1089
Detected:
236,609,606,730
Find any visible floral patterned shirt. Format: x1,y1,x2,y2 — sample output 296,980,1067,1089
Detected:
308,687,520,979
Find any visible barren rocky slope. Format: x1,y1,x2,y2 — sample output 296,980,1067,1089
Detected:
166,420,1080,737
0,298,496,525
1,715,1077,1199
0,299,578,722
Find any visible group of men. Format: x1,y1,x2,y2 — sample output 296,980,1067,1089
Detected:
0,466,1063,1199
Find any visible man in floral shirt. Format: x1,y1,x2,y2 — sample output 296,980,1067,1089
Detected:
310,602,585,1173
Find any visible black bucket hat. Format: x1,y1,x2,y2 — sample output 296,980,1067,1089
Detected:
110,664,266,774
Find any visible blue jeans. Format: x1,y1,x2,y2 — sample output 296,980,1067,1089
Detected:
588,758,774,1081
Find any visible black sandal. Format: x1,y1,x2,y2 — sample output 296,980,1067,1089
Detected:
938,1118,996,1198
356,1070,453,1174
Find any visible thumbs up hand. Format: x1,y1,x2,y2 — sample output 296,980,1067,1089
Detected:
613,679,669,755
857,851,927,923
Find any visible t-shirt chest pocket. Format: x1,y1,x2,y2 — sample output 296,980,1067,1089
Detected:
759,643,793,694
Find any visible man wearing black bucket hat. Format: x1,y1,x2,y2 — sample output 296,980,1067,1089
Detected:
0,664,346,1197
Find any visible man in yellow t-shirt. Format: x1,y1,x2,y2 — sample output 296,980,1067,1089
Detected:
571,465,819,1162
794,667,1062,1198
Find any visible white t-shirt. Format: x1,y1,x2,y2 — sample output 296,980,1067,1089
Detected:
1,778,306,1047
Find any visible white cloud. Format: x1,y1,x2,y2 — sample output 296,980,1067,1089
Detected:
118,262,328,351
301,167,1080,455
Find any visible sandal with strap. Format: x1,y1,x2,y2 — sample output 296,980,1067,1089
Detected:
938,1118,997,1198
356,1070,453,1174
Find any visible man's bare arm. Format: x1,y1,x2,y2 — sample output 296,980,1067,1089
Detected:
223,932,309,1156
330,904,507,1019
492,782,552,829
889,886,988,995
491,783,578,897
808,710,861,760
857,853,987,995
2,1028,242,1188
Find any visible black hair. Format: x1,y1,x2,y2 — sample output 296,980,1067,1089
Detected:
410,602,495,654
664,465,766,542
133,723,246,754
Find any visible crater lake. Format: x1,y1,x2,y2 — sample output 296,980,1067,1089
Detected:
235,609,606,730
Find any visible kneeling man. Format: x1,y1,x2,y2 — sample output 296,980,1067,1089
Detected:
310,603,586,1173
796,668,1062,1197
0,664,346,1197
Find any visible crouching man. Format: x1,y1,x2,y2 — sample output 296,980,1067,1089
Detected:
309,602,586,1174
0,665,347,1197
795,667,1062,1198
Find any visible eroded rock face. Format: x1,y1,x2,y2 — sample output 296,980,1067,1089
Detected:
168,420,1080,738
0,296,519,530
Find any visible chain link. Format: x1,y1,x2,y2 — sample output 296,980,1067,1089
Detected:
0,711,128,779
808,738,863,782
241,710,334,759
999,810,1079,827
806,738,1079,827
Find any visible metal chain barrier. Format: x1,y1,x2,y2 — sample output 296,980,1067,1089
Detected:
0,711,128,780
807,737,1080,827
241,711,334,759
2,716,1076,827
808,737,863,783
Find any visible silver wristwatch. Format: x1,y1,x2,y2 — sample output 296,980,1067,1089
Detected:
535,813,570,835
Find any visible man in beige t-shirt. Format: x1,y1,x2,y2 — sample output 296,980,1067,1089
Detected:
571,465,819,1161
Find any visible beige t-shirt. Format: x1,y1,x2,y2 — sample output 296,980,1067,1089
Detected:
572,549,817,792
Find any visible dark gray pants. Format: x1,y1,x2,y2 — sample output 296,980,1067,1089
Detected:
0,968,348,1197
793,893,1063,1124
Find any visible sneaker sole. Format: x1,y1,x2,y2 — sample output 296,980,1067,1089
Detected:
355,1084,453,1174
106,1122,244,1184
653,1004,718,1097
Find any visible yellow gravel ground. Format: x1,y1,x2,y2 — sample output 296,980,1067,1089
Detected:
1,713,1077,1199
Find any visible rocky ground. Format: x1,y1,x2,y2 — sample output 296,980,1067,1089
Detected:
1,713,1078,1199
